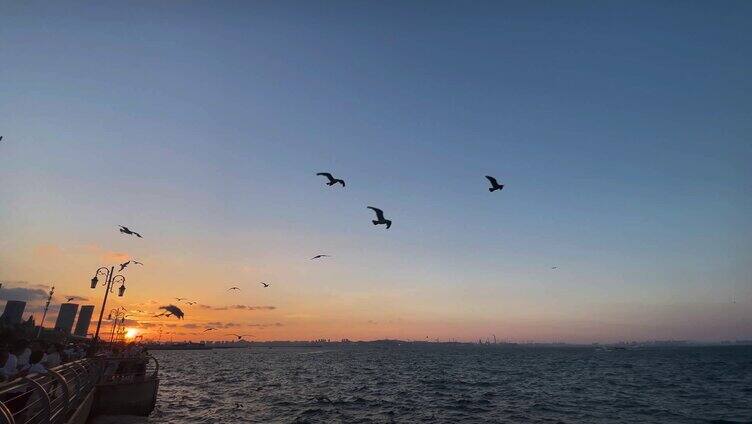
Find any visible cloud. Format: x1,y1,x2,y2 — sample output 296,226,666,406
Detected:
197,304,276,311
0,282,50,302
206,321,241,329
102,251,130,262
247,322,284,328
33,244,63,259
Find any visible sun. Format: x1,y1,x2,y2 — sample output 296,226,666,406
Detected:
124,328,139,339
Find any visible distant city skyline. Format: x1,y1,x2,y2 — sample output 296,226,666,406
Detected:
1,1,751,343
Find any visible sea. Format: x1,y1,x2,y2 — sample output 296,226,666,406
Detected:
138,345,750,423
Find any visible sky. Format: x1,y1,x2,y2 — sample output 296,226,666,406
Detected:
1,1,750,343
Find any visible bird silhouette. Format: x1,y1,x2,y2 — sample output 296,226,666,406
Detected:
316,172,345,187
485,176,504,192
204,328,216,332
118,261,131,272
551,266,558,270
260,282,270,288
231,334,251,340
119,226,143,238
159,304,184,319
175,297,187,301
186,301,197,305
66,296,81,302
228,286,240,291
367,206,392,229
133,260,144,266
310,254,330,260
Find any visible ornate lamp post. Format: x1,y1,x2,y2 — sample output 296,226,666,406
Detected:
90,266,127,342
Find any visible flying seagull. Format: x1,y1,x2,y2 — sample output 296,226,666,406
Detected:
66,296,82,302
231,334,251,340
186,301,197,305
227,286,241,291
118,261,131,272
203,328,216,332
119,226,143,238
260,282,270,288
316,172,345,187
310,254,330,260
551,266,558,270
485,176,504,192
175,297,187,301
132,260,144,266
367,206,392,229
159,304,184,319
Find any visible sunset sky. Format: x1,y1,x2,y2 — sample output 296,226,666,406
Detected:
1,1,750,343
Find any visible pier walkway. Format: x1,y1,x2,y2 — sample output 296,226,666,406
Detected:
0,356,158,424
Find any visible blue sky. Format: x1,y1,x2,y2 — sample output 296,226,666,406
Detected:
1,1,750,341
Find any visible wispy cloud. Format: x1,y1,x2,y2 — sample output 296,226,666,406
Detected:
197,304,275,311
0,281,50,302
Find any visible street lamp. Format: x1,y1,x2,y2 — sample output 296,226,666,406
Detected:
90,266,127,343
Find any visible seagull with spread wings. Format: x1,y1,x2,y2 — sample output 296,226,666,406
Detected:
159,304,184,319
118,225,143,238
227,286,241,291
260,282,270,288
485,176,504,192
316,172,345,187
204,328,216,332
118,261,131,272
310,254,330,260
367,206,392,229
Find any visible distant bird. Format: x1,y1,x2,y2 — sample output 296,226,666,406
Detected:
485,176,504,192
132,260,144,266
135,309,145,313
186,301,197,305
316,172,345,187
204,328,216,332
551,266,558,270
118,225,143,238
66,296,81,302
231,334,250,340
175,297,187,301
228,286,240,291
310,254,330,260
260,282,270,288
118,261,131,272
159,304,184,319
367,206,392,229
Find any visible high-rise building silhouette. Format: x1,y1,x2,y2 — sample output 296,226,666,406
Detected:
74,305,95,337
0,300,26,324
55,303,79,334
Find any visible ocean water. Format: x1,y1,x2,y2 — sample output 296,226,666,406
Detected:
144,345,751,423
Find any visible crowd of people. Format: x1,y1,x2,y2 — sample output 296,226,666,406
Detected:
0,339,87,382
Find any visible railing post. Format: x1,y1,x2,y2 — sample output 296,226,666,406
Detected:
0,401,14,424
47,370,70,424
21,377,51,424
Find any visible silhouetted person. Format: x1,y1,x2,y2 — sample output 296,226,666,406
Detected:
367,206,392,229
485,176,504,192
316,172,345,187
